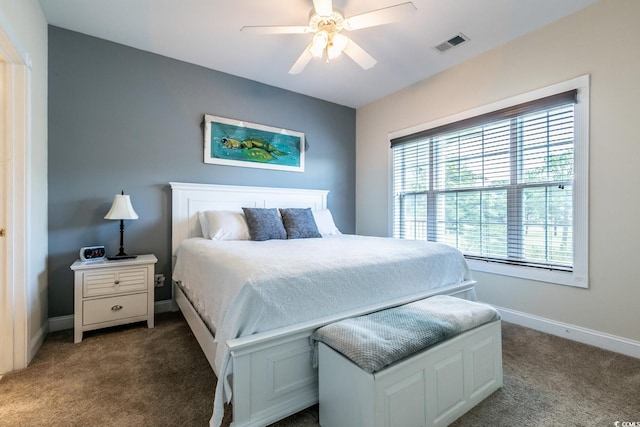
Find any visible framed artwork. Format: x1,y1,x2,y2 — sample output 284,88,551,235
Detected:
204,114,305,172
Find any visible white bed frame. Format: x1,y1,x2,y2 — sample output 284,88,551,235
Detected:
170,182,477,427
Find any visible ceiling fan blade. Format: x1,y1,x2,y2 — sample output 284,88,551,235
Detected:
289,45,314,74
344,2,416,30
313,0,333,16
241,25,310,34
342,37,377,70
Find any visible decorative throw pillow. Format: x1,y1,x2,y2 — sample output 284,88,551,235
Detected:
312,209,342,236
242,207,287,241
280,208,322,239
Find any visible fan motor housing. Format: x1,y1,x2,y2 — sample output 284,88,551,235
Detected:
309,11,345,32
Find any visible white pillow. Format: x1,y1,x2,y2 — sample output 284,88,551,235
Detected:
312,209,341,236
198,212,210,238
204,210,250,240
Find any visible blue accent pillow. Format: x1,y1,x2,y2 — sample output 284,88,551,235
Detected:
279,208,322,239
242,208,287,241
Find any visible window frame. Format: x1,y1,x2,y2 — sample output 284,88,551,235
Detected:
388,75,589,288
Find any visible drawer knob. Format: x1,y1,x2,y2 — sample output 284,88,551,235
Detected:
111,305,123,311
114,280,120,285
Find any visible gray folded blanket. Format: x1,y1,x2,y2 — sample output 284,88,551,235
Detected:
311,295,500,374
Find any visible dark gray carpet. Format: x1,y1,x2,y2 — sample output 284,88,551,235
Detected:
0,311,638,426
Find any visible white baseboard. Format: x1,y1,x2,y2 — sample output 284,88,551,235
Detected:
155,299,178,314
29,322,48,363
495,305,640,359
48,299,178,333
48,300,638,359
48,314,74,333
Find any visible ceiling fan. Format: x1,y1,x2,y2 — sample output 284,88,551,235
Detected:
241,0,417,74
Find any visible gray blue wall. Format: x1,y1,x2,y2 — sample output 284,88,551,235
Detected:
48,26,356,317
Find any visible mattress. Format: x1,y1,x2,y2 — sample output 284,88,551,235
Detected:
172,234,472,424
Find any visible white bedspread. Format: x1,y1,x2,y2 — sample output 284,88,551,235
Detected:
172,234,471,426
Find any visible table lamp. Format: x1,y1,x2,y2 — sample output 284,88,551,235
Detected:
104,190,138,260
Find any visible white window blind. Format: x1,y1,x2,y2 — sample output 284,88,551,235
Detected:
392,90,577,272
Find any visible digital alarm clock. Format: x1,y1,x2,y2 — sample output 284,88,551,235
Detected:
79,245,106,261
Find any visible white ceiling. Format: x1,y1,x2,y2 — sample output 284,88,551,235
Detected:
38,0,600,108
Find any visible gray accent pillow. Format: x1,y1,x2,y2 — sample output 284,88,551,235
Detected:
242,207,287,241
279,208,322,239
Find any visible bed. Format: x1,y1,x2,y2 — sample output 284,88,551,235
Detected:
170,182,477,427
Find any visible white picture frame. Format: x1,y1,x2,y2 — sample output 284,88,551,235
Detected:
204,114,305,172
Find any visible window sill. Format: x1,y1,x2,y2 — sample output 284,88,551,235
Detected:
467,258,588,288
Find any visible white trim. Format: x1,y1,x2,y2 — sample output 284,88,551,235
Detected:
572,75,590,288
29,321,47,359
48,300,178,333
389,75,590,288
155,298,177,314
494,305,640,359
48,314,74,333
467,258,581,288
0,22,29,374
48,302,640,362
0,49,11,376
386,137,394,237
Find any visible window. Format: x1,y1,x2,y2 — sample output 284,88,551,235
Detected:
390,77,589,287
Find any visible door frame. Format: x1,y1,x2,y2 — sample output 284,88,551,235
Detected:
0,23,29,375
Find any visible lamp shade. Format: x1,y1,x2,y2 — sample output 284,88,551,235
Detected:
104,194,139,220
327,33,348,60
310,30,328,57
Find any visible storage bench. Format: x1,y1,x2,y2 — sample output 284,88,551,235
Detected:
311,295,503,427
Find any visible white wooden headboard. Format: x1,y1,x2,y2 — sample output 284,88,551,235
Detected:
169,182,328,255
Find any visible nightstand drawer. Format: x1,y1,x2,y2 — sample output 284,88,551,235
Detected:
83,267,148,298
83,293,148,326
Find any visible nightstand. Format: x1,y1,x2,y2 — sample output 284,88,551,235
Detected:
71,254,158,343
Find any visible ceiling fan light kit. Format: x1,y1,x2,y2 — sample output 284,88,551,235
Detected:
241,0,416,74
327,33,348,60
309,21,349,61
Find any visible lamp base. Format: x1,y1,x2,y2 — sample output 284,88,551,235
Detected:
107,254,137,260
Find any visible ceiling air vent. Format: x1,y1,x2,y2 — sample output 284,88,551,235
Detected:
434,33,469,53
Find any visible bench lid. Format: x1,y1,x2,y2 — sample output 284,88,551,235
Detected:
311,295,500,374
